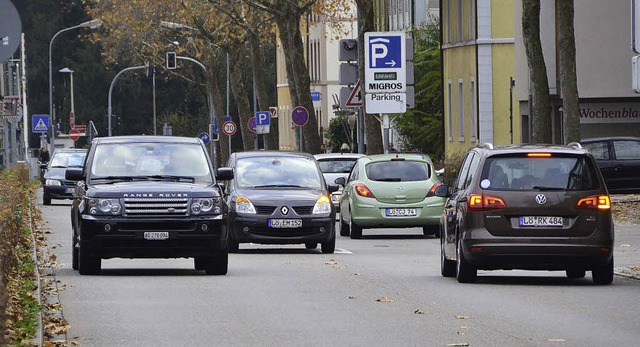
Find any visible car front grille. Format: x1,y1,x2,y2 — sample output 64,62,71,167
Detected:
255,206,277,215
123,197,189,217
292,206,314,215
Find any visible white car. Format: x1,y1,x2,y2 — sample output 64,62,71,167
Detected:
314,152,365,208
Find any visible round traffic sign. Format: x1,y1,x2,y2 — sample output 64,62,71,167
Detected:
222,121,237,136
248,116,256,133
291,106,309,126
198,132,211,145
69,129,80,141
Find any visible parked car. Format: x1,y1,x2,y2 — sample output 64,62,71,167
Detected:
580,136,640,194
336,152,447,239
314,152,364,207
66,136,233,275
224,151,339,253
42,148,87,205
440,143,614,284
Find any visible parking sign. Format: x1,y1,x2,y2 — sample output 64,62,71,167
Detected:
364,31,406,93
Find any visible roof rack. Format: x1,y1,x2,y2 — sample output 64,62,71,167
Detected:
567,142,582,149
477,142,494,149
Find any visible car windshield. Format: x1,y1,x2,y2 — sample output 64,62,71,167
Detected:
481,155,599,191
49,151,86,167
317,158,358,173
89,142,213,184
366,160,430,182
236,156,323,189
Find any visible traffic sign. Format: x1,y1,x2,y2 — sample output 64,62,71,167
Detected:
269,106,278,118
365,93,406,114
222,121,236,136
291,106,309,126
32,114,49,133
69,129,80,141
198,132,211,145
364,31,406,93
248,116,257,133
346,80,363,107
255,111,270,134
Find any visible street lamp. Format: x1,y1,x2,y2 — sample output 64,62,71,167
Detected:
59,67,75,130
48,19,101,152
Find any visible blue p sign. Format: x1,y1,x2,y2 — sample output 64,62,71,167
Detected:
256,111,270,126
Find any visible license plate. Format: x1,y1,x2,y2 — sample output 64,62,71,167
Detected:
386,208,417,217
65,187,75,194
519,216,563,227
144,232,169,240
268,219,302,228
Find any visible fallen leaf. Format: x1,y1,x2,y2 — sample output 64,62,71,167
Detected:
376,297,394,303
455,315,471,319
325,259,337,265
621,244,631,248
548,338,566,342
348,296,357,299
414,309,425,315
447,343,469,346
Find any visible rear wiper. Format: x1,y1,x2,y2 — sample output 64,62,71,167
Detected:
377,178,402,182
148,175,195,183
532,186,567,191
253,184,305,188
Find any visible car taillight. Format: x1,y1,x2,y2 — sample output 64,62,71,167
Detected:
467,194,507,211
527,153,552,157
355,183,375,198
426,182,442,197
576,195,611,210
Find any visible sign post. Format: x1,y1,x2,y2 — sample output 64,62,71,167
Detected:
222,120,236,157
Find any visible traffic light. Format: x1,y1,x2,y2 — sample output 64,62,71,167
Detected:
166,52,177,69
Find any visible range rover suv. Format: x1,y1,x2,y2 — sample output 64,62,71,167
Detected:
440,143,614,284
66,136,233,275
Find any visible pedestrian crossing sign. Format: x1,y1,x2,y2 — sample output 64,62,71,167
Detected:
32,114,49,133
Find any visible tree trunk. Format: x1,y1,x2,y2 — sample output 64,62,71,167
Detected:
522,0,552,143
247,29,278,150
356,0,383,154
204,51,230,167
229,46,255,151
275,5,321,153
557,0,580,143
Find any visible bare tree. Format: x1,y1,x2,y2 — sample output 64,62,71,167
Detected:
522,0,552,143
557,0,580,143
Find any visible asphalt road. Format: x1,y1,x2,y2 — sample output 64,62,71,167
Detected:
39,199,640,346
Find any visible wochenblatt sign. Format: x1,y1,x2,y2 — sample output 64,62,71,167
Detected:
579,103,640,124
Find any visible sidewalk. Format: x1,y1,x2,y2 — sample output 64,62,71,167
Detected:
614,224,640,280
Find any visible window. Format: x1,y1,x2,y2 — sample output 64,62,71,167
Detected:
457,0,463,41
458,79,464,141
446,0,451,43
455,152,475,191
470,78,476,140
583,141,610,160
613,140,640,160
469,0,475,40
366,161,430,182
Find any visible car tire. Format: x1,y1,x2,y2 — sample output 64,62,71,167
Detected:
194,258,206,270
349,214,363,239
441,235,456,277
423,225,440,238
339,218,350,236
321,234,336,254
204,251,228,275
228,233,239,253
305,242,317,249
592,257,614,285
456,238,477,283
43,194,51,205
78,247,101,275
566,269,586,279
72,233,79,271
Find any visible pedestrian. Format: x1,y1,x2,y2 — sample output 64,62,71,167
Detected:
39,147,50,163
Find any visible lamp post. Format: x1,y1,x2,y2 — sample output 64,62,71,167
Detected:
108,65,147,136
59,67,75,130
48,19,101,153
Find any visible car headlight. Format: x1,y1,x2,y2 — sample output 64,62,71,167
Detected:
45,179,62,186
235,196,256,214
312,195,332,214
191,197,221,215
87,198,122,215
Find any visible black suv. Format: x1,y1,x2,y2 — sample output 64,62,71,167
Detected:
440,143,614,284
66,136,233,275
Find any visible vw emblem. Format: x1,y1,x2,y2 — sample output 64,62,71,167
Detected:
281,206,289,215
396,186,404,191
535,194,547,205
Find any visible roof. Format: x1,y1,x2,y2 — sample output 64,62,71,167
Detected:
580,136,640,143
232,150,316,160
364,152,434,163
92,135,202,144
313,153,365,160
475,143,591,156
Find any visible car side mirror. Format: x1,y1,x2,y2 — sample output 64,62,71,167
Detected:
327,184,340,193
434,184,449,198
216,167,234,181
65,168,84,181
334,177,346,186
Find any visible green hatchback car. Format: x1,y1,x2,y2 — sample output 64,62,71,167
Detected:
336,153,448,239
